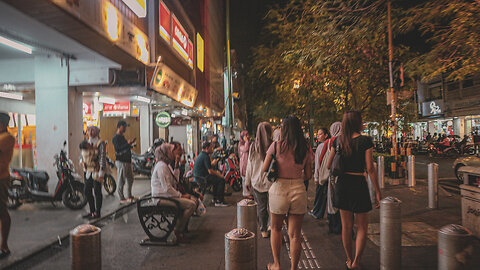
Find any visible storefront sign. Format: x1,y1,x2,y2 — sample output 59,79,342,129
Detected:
156,111,171,128
172,15,189,63
83,102,91,115
122,0,146,18
151,63,197,107
159,1,171,42
422,100,444,117
196,33,204,72
103,101,130,112
187,39,193,69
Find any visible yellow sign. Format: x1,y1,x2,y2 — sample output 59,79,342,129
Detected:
196,33,204,72
122,0,146,18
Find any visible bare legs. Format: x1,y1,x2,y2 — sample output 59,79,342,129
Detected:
269,213,304,270
340,210,369,269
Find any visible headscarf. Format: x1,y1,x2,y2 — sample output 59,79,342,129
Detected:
155,143,174,164
272,128,281,142
239,130,249,147
252,122,273,159
87,126,100,138
330,122,342,137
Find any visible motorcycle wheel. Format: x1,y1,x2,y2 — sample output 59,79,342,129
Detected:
446,149,459,158
7,188,21,210
103,174,117,195
231,178,242,192
62,181,87,210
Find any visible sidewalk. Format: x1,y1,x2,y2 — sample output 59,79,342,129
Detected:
1,177,151,269
9,179,480,270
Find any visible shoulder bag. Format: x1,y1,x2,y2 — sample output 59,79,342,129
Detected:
267,142,278,182
330,140,345,176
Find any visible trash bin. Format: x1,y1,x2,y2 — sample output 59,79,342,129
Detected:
71,224,101,270
460,184,480,238
438,224,474,270
225,228,256,270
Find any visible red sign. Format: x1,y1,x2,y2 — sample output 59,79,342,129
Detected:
159,1,171,42
172,14,189,61
83,102,91,115
187,39,193,69
103,101,130,112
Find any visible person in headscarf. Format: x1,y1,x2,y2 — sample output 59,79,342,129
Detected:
238,130,252,198
272,126,281,142
245,122,273,238
82,126,106,219
326,121,342,234
151,143,197,243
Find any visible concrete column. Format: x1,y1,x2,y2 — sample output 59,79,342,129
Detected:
139,104,152,154
35,56,82,188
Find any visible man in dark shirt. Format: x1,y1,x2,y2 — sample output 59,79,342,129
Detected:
113,120,136,203
193,142,227,206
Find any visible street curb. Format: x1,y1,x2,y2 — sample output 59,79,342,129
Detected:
3,191,151,270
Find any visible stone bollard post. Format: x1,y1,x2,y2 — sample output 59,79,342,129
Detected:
377,156,385,189
71,224,101,270
428,163,438,209
407,155,415,187
380,197,402,270
237,199,257,235
225,228,256,270
438,224,474,270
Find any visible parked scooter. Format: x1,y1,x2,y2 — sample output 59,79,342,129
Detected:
427,142,459,158
8,141,87,210
212,147,242,192
132,139,164,176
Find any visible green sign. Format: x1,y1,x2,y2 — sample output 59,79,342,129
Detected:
155,111,171,128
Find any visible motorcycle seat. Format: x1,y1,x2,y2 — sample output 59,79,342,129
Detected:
28,171,49,182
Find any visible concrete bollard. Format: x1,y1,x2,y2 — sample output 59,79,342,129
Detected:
237,199,257,235
225,228,257,270
438,224,474,270
71,224,101,270
378,156,385,189
407,155,415,187
428,163,438,209
380,197,402,270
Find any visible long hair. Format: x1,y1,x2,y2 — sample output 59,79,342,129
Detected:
252,122,273,160
340,111,363,156
280,115,307,164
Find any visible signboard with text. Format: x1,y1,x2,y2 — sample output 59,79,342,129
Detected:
159,1,171,42
151,63,197,107
122,0,146,17
103,101,130,112
172,14,189,63
422,100,444,117
187,39,193,69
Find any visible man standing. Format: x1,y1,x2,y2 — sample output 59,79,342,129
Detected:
193,142,228,206
113,120,136,203
0,112,14,258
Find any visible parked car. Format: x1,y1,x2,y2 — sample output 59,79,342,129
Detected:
453,155,480,181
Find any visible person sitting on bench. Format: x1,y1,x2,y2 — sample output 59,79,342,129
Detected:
151,142,197,243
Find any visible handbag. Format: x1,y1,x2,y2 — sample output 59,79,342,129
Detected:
267,142,278,182
330,140,345,176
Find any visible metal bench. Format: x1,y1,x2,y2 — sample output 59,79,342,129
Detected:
137,196,181,246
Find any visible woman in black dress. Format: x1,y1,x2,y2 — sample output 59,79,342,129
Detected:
327,111,382,270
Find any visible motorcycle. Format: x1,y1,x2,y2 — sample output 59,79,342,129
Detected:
132,139,164,176
427,142,459,158
8,141,87,210
212,147,242,192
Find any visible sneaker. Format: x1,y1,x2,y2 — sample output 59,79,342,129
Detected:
214,201,229,207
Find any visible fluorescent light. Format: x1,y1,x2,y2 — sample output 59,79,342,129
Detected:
134,96,151,103
0,36,32,54
0,92,23,100
98,96,116,104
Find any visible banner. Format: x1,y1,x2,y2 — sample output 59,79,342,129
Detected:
159,1,171,42
172,14,189,62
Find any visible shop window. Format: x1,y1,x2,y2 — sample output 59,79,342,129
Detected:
427,85,442,101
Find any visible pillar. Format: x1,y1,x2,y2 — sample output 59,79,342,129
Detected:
35,56,82,189
139,104,152,154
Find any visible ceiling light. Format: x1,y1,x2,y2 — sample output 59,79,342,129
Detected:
0,92,23,101
98,96,116,104
0,36,32,54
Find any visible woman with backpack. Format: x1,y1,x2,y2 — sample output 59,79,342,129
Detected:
327,112,381,270
244,122,273,238
309,128,331,219
263,116,312,270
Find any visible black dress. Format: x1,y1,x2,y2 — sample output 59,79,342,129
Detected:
333,136,374,213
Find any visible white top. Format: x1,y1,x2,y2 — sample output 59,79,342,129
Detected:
151,161,181,203
245,146,272,193
314,142,326,184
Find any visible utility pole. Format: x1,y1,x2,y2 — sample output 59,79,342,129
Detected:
387,1,398,162
226,0,234,143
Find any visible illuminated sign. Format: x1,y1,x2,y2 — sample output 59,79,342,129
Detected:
103,101,130,112
187,39,193,69
104,2,120,41
83,102,91,116
151,63,197,107
159,1,171,42
196,33,204,72
122,0,146,18
156,111,171,128
422,100,444,117
136,33,149,64
172,14,189,63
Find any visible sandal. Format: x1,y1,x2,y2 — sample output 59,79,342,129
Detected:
345,260,353,270
0,250,11,259
266,263,280,270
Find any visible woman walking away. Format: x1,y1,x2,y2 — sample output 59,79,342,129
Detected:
309,128,330,219
327,112,381,270
238,130,252,198
263,116,312,270
326,122,342,234
245,122,273,238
